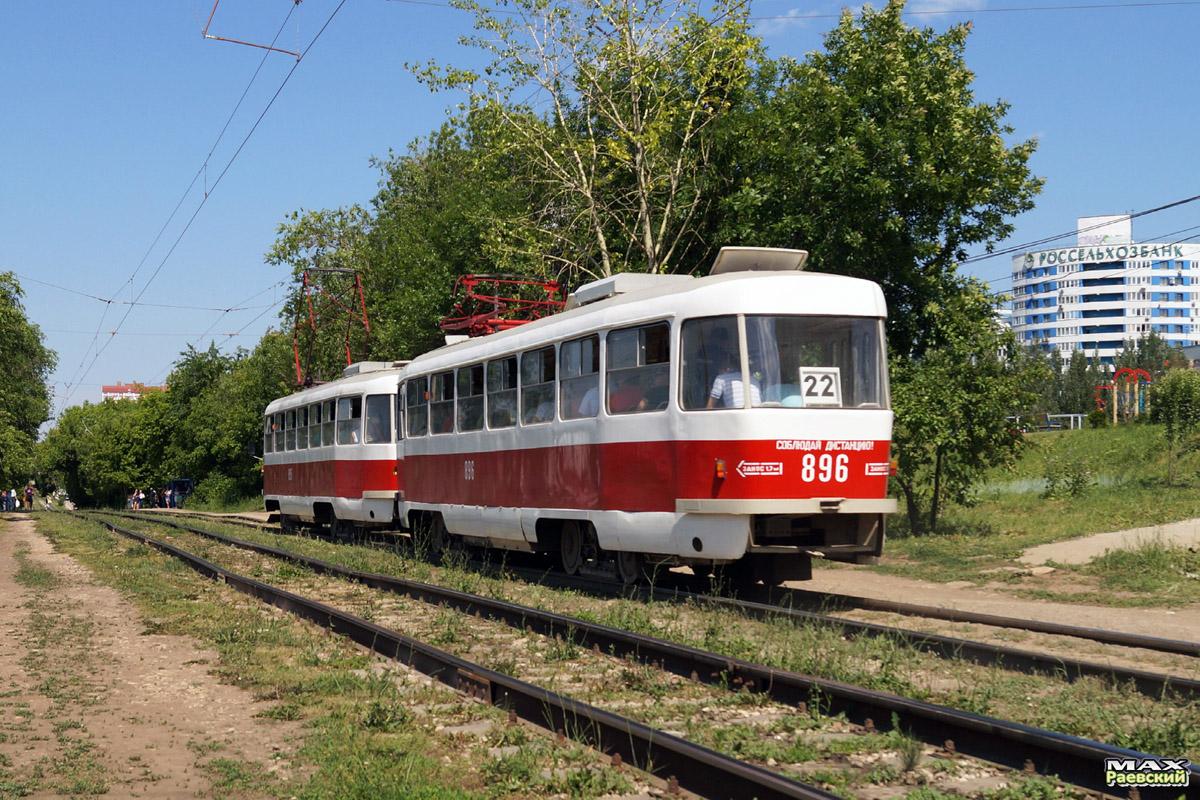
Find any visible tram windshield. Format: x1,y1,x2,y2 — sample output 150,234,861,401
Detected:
681,315,888,410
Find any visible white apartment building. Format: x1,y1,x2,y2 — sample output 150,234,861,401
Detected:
1011,215,1199,362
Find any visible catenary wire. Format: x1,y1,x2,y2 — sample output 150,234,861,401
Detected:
56,1,348,415
53,6,299,414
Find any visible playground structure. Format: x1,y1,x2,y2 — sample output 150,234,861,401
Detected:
1094,367,1152,424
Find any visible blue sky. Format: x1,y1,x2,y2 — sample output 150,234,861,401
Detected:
3,0,1199,415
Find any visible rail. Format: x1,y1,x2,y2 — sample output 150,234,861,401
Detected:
98,511,1199,796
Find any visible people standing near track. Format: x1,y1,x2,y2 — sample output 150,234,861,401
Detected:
24,485,34,510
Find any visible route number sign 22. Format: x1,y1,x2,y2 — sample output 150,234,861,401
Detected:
798,367,842,407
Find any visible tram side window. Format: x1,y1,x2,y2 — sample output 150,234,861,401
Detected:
560,334,600,419
521,346,555,424
395,393,404,441
296,406,308,450
309,403,322,448
457,365,484,432
365,394,393,444
487,356,518,429
606,322,670,414
337,396,363,444
321,400,335,445
680,316,749,410
263,416,274,454
406,378,429,437
285,409,296,450
431,371,455,434
273,413,284,452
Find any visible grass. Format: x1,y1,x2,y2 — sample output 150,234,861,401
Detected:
25,512,719,800
42,476,1200,794
877,421,1200,602
0,535,111,796
106,509,1200,765
15,513,492,799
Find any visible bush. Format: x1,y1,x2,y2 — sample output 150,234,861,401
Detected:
1040,451,1092,499
189,476,243,509
1087,408,1109,428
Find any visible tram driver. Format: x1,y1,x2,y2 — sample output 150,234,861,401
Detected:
706,352,762,409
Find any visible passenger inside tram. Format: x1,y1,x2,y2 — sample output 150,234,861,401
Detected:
608,372,645,413
705,352,761,408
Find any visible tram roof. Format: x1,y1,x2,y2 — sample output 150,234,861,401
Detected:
407,268,886,374
265,364,403,414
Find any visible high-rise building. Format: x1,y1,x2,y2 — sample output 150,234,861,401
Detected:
1011,215,1199,362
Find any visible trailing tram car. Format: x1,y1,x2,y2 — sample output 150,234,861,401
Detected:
394,247,896,585
263,362,402,536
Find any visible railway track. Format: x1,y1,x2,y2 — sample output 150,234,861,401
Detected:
98,510,1199,797
121,510,1200,699
126,510,1200,699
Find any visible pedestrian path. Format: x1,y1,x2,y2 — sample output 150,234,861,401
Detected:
1019,518,1200,566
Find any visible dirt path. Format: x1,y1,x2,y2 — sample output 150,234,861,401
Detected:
0,513,298,798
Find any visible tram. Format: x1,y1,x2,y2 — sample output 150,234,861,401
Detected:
262,362,402,537
263,247,896,584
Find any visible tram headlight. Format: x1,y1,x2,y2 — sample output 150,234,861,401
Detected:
715,459,726,480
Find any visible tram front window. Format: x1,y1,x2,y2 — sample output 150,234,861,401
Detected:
682,315,887,409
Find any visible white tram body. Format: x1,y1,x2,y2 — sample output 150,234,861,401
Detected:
263,248,896,583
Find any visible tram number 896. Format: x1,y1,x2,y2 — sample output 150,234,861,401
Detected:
801,453,849,483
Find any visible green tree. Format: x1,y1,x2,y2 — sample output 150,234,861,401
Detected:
0,272,56,487
1057,349,1107,416
715,0,1041,357
891,285,1040,534
163,338,294,502
267,206,374,384
1113,330,1189,379
412,0,761,280
39,336,294,508
364,119,541,358
38,397,157,507
1014,345,1058,415
268,118,544,373
1150,368,1200,484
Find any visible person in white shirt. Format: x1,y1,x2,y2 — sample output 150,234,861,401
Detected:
706,354,761,408
577,384,599,417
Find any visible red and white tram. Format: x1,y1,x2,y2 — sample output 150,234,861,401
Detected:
264,247,895,584
263,362,402,537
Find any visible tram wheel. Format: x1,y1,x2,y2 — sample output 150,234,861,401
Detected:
278,514,298,535
429,515,450,562
615,550,643,585
560,521,584,576
330,515,354,541
712,559,757,595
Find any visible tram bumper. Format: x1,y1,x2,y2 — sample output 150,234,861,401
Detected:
676,497,895,564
